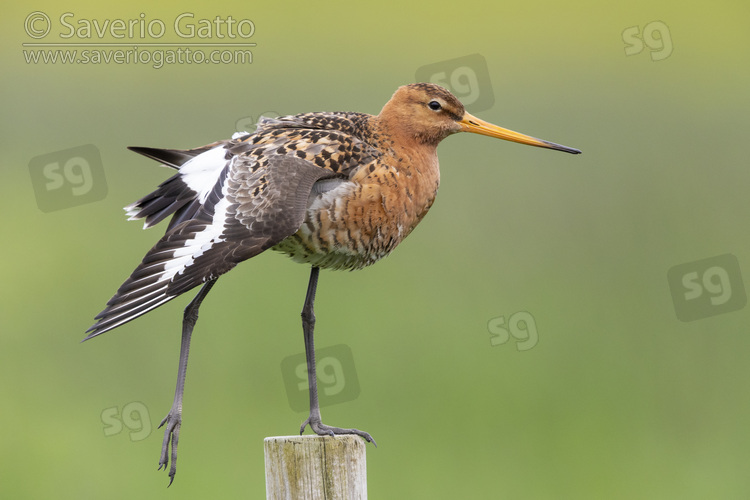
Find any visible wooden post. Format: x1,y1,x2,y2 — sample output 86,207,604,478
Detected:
264,435,367,500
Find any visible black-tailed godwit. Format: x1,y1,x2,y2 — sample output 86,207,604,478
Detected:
85,83,580,484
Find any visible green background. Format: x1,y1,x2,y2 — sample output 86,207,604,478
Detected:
3,1,750,498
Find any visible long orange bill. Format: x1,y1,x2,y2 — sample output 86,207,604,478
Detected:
459,112,581,154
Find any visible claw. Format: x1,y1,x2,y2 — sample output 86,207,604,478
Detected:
158,410,181,486
300,417,377,446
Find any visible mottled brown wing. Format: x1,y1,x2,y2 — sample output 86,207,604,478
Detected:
166,155,343,295
85,156,339,338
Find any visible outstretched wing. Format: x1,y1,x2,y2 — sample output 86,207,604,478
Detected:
85,155,340,339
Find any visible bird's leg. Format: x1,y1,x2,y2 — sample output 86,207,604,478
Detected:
158,278,217,486
299,267,376,445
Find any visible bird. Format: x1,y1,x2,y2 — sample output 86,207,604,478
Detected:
84,82,581,485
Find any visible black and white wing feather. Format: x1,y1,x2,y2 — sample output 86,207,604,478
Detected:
85,149,338,340
124,142,228,231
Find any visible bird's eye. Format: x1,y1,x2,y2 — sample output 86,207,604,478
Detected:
428,100,442,111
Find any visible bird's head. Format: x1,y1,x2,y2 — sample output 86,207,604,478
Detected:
379,83,581,154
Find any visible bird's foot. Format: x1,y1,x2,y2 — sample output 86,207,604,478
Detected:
300,416,377,446
157,408,181,486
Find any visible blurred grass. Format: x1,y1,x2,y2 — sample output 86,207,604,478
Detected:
3,0,750,498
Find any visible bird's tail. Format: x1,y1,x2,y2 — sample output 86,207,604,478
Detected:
124,142,227,231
